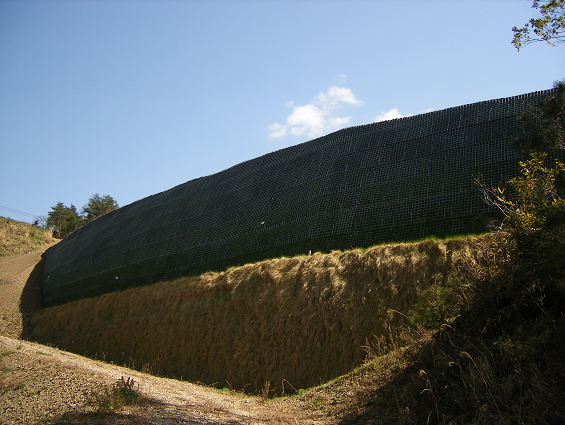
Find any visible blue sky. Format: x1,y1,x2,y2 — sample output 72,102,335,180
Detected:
0,0,563,224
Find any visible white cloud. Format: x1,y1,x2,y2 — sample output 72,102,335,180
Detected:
374,108,414,122
267,122,287,139
267,86,363,139
315,86,364,107
373,107,434,123
328,116,352,128
287,104,327,137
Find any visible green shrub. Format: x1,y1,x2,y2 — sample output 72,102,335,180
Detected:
409,273,471,330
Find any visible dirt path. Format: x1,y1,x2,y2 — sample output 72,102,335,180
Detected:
0,242,56,339
0,246,328,425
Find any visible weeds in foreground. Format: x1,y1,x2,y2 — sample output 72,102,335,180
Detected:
402,326,565,425
312,227,565,424
395,229,565,424
85,376,139,412
39,377,148,425
259,381,272,400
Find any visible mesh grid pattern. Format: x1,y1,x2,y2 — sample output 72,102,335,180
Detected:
41,90,559,306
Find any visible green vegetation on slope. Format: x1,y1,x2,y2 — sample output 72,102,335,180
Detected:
0,217,54,257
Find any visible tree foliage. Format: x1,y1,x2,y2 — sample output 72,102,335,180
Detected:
501,153,565,286
506,83,565,292
512,0,565,50
479,81,565,360
82,193,119,222
46,193,118,237
46,202,85,238
515,80,565,151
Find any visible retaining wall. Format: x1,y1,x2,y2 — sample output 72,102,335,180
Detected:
41,89,556,306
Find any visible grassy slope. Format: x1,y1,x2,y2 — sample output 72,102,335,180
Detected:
12,226,565,424
0,217,54,257
31,238,478,394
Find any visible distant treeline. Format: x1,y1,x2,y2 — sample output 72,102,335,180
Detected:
46,193,118,238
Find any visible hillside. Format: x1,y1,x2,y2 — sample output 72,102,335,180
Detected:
0,238,324,424
29,233,565,424
2,226,565,424
31,237,475,394
0,217,54,258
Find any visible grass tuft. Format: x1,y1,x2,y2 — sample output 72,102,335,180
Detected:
85,376,139,412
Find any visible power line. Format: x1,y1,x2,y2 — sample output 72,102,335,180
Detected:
0,205,40,219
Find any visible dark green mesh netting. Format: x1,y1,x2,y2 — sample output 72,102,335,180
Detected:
41,90,560,306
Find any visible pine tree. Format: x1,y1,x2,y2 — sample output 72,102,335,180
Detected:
81,193,119,222
46,202,85,238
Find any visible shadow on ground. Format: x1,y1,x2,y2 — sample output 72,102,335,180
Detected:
19,256,45,340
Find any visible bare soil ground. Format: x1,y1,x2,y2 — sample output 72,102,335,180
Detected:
0,245,330,425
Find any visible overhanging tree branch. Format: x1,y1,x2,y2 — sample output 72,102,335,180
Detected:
512,0,565,51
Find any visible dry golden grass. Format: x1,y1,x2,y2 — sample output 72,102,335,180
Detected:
0,217,54,257
31,236,478,395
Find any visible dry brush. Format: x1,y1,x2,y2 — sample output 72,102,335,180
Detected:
32,237,476,394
